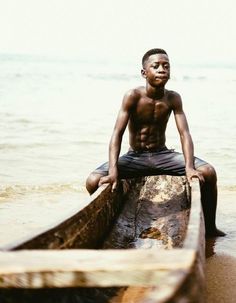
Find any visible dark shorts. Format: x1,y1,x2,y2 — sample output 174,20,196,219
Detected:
94,147,207,178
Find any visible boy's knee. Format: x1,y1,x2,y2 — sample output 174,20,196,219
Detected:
199,164,217,183
86,173,102,194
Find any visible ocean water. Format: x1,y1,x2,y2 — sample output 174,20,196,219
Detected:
0,54,235,190
0,54,236,301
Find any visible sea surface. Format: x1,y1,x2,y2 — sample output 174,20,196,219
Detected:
0,54,236,302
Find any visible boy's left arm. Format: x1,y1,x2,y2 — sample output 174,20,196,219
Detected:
173,93,204,183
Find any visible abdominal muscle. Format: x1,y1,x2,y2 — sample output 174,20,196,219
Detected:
129,124,167,152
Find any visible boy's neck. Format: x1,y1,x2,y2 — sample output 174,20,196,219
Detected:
146,84,165,100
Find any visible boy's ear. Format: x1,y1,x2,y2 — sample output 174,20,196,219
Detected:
141,68,146,78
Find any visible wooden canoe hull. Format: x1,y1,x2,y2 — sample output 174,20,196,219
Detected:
1,185,123,251
0,175,205,303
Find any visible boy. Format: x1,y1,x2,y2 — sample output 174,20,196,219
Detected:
86,48,224,237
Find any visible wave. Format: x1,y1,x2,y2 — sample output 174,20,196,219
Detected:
86,72,139,81
0,143,47,150
219,185,236,191
72,140,105,146
0,182,87,200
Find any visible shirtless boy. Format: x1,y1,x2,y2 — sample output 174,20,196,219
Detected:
86,48,224,237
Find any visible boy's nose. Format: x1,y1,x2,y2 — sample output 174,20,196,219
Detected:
157,65,165,72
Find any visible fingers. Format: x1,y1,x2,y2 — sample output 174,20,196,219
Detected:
98,176,118,192
193,171,205,183
187,176,193,185
198,172,205,183
98,176,110,186
187,172,205,184
111,181,118,192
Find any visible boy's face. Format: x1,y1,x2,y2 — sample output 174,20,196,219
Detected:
141,54,170,87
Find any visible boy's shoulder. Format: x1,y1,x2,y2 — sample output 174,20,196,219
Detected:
165,89,181,99
165,90,183,111
124,86,145,98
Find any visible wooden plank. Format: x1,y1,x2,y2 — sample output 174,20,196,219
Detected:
0,249,195,288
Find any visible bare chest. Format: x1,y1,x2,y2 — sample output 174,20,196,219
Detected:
133,98,171,124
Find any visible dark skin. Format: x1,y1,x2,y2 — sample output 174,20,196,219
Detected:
86,53,225,237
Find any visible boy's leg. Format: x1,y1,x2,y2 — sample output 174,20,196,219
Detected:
149,149,225,237
86,172,104,195
197,164,225,237
86,159,110,195
86,151,149,195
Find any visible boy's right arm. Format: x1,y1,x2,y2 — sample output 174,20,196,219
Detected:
99,90,136,191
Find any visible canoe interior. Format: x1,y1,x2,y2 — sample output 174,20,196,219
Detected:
0,175,204,303
103,175,190,250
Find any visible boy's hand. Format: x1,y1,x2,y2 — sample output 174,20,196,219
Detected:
186,168,205,184
99,173,118,192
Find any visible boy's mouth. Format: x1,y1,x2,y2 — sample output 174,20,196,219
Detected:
156,76,168,80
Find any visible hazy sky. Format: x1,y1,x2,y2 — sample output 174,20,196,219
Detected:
0,0,236,64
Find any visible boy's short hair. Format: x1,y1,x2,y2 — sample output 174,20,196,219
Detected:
142,48,168,67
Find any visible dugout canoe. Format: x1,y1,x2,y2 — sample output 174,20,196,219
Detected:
0,175,205,303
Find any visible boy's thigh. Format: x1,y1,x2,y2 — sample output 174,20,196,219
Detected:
150,150,208,176
92,150,208,178
93,152,150,178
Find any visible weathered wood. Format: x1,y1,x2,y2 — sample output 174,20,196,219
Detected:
103,175,190,249
0,176,205,303
0,249,195,288
0,184,123,251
